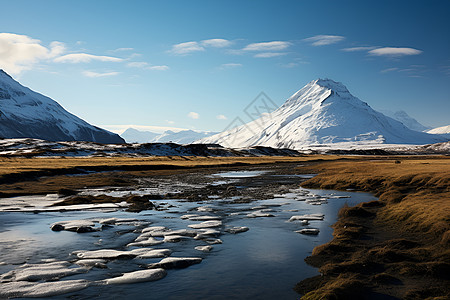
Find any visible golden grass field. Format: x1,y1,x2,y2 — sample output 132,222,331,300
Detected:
0,155,340,196
295,156,450,299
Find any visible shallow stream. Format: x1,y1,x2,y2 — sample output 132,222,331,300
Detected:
0,170,377,299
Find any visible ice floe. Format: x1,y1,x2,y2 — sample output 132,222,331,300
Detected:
188,220,222,229
75,248,171,260
0,261,86,282
246,211,275,218
225,226,249,234
194,245,213,252
0,280,90,298
288,214,324,222
74,259,107,268
103,268,166,284
148,257,202,269
295,228,320,235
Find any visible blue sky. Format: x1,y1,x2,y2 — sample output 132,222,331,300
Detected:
0,0,449,133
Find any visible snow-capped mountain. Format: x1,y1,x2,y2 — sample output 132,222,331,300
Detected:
152,129,218,144
199,79,447,149
120,128,218,144
427,125,450,135
378,110,431,132
427,125,450,139
121,128,159,143
0,70,124,143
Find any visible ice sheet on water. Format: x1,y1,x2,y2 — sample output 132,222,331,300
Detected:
0,261,86,282
103,268,167,285
188,220,222,229
0,279,90,298
288,214,324,221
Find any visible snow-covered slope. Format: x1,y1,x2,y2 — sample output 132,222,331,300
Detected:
152,130,218,144
427,125,450,135
0,70,124,143
121,128,159,143
199,79,446,149
427,125,450,139
378,110,430,132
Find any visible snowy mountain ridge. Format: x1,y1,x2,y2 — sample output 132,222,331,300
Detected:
199,79,447,149
121,128,218,144
0,70,124,143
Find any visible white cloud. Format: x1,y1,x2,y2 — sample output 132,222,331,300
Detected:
220,63,242,69
216,114,227,120
166,120,175,124
243,41,291,51
54,53,123,63
368,47,422,57
341,46,376,52
48,41,66,57
147,65,169,71
380,67,399,73
303,35,345,46
280,62,299,68
0,33,65,75
113,47,134,52
168,41,205,55
254,52,286,58
82,71,119,78
127,61,149,68
201,39,232,48
188,112,200,119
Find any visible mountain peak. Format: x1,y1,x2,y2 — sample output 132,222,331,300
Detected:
314,78,349,93
200,79,446,148
0,69,124,143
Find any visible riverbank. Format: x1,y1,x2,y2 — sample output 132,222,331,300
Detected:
0,156,337,197
294,156,450,299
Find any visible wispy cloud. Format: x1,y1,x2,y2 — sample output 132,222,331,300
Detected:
368,47,422,57
188,112,200,119
127,61,169,71
220,63,242,69
341,46,376,52
380,67,399,73
303,35,345,46
201,39,232,48
147,65,169,71
82,70,119,78
168,41,205,55
0,33,66,75
280,62,299,68
254,52,286,58
216,114,227,120
243,41,291,51
127,61,148,68
112,47,134,52
55,53,123,63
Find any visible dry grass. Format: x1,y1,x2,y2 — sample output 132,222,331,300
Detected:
300,157,450,239
0,155,341,197
296,156,450,299
0,155,339,177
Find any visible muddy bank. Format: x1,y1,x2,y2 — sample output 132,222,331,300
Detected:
294,157,450,299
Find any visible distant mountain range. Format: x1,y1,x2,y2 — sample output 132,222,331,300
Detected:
378,109,431,132
199,79,447,148
0,70,124,143
121,128,218,144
